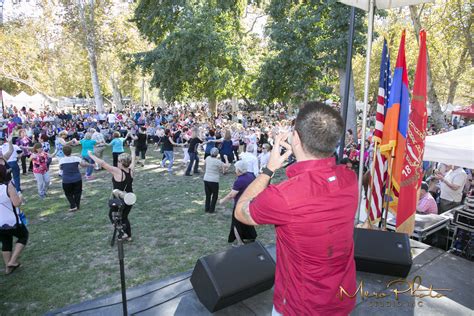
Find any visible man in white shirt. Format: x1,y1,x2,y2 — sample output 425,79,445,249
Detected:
1,140,23,193
240,144,259,177
107,112,116,128
436,166,468,213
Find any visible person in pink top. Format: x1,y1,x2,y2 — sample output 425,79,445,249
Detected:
235,102,357,316
417,181,438,215
31,143,50,199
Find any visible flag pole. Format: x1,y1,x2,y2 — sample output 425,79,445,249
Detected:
338,6,356,162
382,146,396,230
355,0,375,225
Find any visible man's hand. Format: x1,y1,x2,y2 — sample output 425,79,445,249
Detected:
266,132,292,172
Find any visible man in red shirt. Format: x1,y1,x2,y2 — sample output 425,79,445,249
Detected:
235,102,357,316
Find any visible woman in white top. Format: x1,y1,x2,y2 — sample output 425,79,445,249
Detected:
0,167,26,274
203,148,229,213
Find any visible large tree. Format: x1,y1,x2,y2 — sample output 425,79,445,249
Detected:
134,1,255,114
61,0,112,112
255,0,366,133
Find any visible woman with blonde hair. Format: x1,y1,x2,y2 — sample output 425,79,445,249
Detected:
53,131,76,169
107,131,127,167
88,145,136,241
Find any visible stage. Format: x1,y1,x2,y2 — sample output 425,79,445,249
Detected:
48,240,474,316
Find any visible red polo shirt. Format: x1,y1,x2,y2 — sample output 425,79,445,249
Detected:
249,157,357,316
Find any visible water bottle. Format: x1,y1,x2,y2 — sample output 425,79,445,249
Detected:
19,209,28,226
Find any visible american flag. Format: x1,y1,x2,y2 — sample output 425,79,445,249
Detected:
366,39,391,223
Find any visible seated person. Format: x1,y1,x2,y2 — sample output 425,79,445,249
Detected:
417,182,438,215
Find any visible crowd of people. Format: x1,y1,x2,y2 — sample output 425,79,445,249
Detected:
0,101,471,315
0,102,297,275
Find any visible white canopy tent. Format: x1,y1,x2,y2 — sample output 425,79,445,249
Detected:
338,0,432,222
423,125,474,169
1,91,50,111
1,91,16,105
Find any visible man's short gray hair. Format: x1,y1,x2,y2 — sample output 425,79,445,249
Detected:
234,160,248,174
210,147,219,157
246,143,255,153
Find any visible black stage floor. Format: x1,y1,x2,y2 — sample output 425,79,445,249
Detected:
48,240,474,316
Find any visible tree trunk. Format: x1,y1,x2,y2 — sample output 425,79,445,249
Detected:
79,0,104,113
209,98,217,116
337,68,357,137
409,6,445,129
87,47,104,112
110,75,123,111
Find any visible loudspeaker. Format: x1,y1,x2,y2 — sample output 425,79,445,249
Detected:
190,241,276,312
354,228,412,277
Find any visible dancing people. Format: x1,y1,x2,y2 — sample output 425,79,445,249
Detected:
161,129,183,174
59,146,92,212
220,160,257,245
88,146,136,241
131,126,148,167
203,148,229,213
79,132,97,180
185,128,203,176
108,131,126,167
30,143,50,199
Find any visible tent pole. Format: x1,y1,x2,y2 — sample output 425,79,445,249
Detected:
355,0,375,225
338,6,356,162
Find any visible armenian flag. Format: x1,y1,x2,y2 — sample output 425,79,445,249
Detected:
397,30,428,234
380,31,410,212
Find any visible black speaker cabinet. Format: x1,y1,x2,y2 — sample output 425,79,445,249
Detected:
190,241,276,312
354,228,412,277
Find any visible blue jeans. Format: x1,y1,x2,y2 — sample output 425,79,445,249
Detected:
186,152,199,175
8,161,21,192
83,156,94,177
163,151,174,172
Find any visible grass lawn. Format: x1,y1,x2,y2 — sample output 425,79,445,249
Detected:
0,146,283,315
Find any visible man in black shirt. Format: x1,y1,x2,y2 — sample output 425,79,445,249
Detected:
185,128,203,176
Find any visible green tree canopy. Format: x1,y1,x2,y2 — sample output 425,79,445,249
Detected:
134,1,254,112
255,0,367,105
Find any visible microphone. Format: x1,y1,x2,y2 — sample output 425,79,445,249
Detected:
112,189,137,206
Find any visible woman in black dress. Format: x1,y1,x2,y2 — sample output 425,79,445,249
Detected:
88,146,136,241
131,126,148,167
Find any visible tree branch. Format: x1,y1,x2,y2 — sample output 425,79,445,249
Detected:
245,14,267,35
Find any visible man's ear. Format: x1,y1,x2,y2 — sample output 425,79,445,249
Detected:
292,130,301,148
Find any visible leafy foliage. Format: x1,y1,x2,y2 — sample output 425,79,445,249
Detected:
255,0,367,105
134,2,252,106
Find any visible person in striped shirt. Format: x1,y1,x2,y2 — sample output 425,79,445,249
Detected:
416,182,438,215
